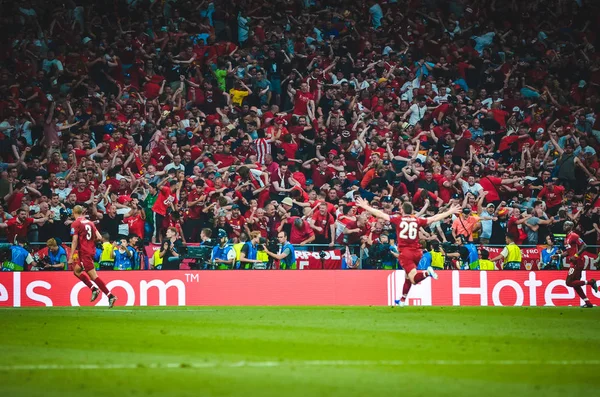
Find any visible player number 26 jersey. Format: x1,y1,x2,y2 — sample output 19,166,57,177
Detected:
390,215,428,249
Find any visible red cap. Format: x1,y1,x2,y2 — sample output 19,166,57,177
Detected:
103,134,112,142
117,195,132,204
328,149,338,156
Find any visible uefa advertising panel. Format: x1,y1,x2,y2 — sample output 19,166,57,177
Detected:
0,271,599,307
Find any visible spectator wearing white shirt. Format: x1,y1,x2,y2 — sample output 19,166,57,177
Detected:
164,155,186,173
481,90,503,109
54,179,72,201
403,97,428,126
456,165,484,197
41,51,64,74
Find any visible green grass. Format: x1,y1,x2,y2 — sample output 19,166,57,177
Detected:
0,307,598,397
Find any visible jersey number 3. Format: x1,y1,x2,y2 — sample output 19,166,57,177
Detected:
398,221,418,240
85,224,92,240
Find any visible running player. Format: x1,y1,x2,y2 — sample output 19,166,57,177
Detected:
356,197,461,306
68,205,117,308
561,221,597,308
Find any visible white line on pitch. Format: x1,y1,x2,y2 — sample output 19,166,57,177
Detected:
0,308,218,312
1,360,598,371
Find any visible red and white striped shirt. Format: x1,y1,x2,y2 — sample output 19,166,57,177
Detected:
255,138,271,164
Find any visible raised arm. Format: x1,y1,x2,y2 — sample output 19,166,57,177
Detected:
355,197,390,222
425,204,462,225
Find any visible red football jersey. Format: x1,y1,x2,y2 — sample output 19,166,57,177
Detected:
564,232,584,259
228,215,246,238
71,217,98,256
390,215,428,249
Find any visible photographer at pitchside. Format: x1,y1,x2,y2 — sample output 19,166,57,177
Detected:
264,231,297,270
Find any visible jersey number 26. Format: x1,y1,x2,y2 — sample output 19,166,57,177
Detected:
398,221,418,240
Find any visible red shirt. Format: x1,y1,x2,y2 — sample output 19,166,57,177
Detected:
70,217,98,257
389,215,428,249
489,109,509,127
438,177,454,203
537,185,565,208
250,216,269,238
212,153,236,167
564,232,584,260
293,91,314,115
73,188,92,204
186,190,203,219
125,214,145,239
311,164,334,189
507,216,524,245
287,216,315,244
152,186,175,216
6,192,24,213
5,217,34,242
228,215,246,238
311,211,334,240
280,142,298,162
479,176,503,202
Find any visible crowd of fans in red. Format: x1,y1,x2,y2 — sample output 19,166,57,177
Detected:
0,0,600,254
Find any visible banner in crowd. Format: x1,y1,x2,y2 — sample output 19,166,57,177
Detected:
144,244,343,270
1,270,598,307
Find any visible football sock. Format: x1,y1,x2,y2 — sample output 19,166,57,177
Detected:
93,277,112,297
413,272,427,284
77,273,95,290
568,280,585,288
400,279,412,302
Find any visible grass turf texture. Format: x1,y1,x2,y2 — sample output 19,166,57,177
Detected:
0,307,598,397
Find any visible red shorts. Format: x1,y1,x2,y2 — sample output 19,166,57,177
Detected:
566,259,584,283
79,255,96,272
399,248,423,274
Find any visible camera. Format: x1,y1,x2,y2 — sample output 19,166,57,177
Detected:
367,242,392,269
258,237,268,251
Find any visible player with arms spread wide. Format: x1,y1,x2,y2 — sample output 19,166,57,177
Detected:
561,221,597,308
356,198,461,306
69,205,117,308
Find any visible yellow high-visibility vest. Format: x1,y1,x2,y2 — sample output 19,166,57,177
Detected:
506,243,522,263
430,250,444,269
479,259,495,270
99,242,114,263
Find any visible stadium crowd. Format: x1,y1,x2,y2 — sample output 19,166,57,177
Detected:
0,0,600,270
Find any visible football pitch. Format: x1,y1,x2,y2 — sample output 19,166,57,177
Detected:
0,307,598,397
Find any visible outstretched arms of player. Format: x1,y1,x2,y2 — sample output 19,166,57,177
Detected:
355,197,390,222
424,204,462,225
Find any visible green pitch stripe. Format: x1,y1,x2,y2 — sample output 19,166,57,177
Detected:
2,360,599,371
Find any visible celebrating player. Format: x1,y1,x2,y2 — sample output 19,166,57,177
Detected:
356,197,461,306
561,221,597,308
68,205,117,308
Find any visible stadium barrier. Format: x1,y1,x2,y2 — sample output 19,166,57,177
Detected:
1,270,598,307
20,243,600,271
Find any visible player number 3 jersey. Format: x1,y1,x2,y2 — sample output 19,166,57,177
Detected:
71,218,98,256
